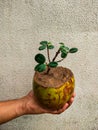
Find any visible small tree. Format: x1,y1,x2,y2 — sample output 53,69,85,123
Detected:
34,41,78,74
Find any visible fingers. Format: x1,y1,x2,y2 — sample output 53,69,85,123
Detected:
54,103,69,114
49,92,76,114
27,90,76,115
65,92,76,110
72,92,76,98
48,103,69,114
68,97,74,104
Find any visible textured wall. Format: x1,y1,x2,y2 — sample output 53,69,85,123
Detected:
0,0,98,130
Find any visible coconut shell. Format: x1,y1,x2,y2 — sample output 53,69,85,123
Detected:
33,66,75,110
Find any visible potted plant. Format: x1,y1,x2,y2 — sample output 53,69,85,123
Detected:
33,41,78,110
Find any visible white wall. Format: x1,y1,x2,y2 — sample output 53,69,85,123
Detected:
0,0,98,130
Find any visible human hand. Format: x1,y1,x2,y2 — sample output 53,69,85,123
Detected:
0,90,75,125
21,91,76,115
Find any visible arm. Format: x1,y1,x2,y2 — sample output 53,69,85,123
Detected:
0,91,76,124
0,98,24,124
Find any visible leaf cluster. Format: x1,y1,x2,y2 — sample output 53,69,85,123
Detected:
34,41,78,72
39,41,54,50
59,43,78,58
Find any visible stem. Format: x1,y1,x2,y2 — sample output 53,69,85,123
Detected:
46,67,50,74
47,45,51,63
46,48,61,74
52,48,61,62
56,58,64,62
45,65,50,74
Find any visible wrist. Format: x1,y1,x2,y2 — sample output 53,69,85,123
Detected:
17,95,33,115
15,97,27,116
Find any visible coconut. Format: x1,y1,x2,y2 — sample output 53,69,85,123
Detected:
33,67,75,110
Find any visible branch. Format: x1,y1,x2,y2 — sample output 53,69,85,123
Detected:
47,45,51,63
56,58,64,62
46,66,50,74
52,48,61,62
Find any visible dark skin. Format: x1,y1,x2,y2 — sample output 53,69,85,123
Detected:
0,91,76,124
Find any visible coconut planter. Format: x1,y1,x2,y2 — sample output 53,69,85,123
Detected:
33,66,75,110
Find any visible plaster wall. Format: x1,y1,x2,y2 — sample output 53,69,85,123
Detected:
0,0,98,130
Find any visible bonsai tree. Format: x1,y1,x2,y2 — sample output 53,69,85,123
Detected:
33,41,78,110
34,41,78,73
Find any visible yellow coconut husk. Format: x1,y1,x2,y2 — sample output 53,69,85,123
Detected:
33,66,75,110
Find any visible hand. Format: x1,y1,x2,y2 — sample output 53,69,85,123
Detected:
22,91,76,115
0,91,75,124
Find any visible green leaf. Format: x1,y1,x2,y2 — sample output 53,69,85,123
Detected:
34,64,46,72
47,42,54,49
61,48,67,54
34,64,41,71
64,46,69,52
48,62,58,67
39,45,46,50
47,42,52,46
60,46,69,53
60,46,65,52
47,45,54,49
69,48,78,53
35,53,46,64
61,52,67,58
40,41,48,46
59,43,64,46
